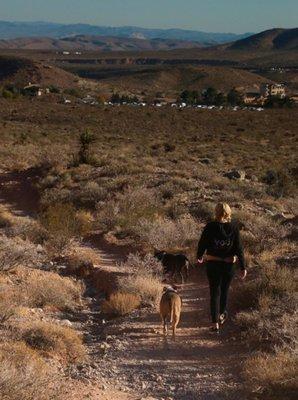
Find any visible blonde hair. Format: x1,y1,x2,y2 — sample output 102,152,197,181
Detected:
215,203,232,222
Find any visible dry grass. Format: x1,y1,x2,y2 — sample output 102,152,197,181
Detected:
19,267,83,311
118,274,163,306
24,271,83,311
120,253,163,277
102,292,141,316
236,263,297,350
244,350,298,399
1,267,83,312
0,341,64,400
0,285,17,323
136,214,200,250
63,245,97,277
117,253,163,306
0,206,14,228
15,321,86,364
0,235,40,271
6,215,48,244
97,186,162,237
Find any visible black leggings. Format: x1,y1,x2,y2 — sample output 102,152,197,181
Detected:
206,261,235,323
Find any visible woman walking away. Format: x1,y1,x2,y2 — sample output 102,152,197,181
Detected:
197,203,247,333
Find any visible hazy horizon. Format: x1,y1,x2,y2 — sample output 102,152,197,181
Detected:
0,0,297,34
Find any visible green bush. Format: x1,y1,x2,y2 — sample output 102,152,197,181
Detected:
40,203,91,253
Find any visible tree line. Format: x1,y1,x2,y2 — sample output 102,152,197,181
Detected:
178,87,295,108
178,88,244,106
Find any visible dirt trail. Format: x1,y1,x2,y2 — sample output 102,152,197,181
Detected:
84,270,248,400
0,170,249,400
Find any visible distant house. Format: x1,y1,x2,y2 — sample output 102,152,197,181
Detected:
81,95,98,106
290,94,298,104
260,83,286,98
23,84,42,97
22,83,50,97
244,91,261,104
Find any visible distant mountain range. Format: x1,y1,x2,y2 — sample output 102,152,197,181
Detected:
0,21,253,44
0,35,206,52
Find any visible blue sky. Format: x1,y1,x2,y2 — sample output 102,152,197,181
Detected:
0,0,297,33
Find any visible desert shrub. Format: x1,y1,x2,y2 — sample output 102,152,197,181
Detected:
23,269,83,311
1,267,82,313
159,182,175,199
77,131,96,165
2,89,14,99
40,203,91,253
236,263,297,349
119,253,163,277
96,199,119,231
0,235,39,271
136,214,200,250
244,350,298,399
233,278,261,310
166,198,189,219
40,188,72,207
97,186,162,236
190,201,214,221
117,253,163,305
118,274,162,306
48,85,60,94
17,321,86,364
263,169,297,198
259,263,297,298
163,143,176,152
37,146,72,171
102,292,141,316
75,181,108,207
0,341,63,400
0,206,14,228
39,174,59,189
233,211,290,255
64,87,82,97
63,246,97,277
74,210,93,236
237,300,297,349
0,286,17,323
6,216,47,244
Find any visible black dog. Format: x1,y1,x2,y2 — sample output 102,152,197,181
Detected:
155,251,190,283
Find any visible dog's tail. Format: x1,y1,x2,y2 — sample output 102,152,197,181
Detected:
170,303,174,324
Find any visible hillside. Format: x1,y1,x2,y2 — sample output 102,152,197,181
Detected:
227,28,298,51
0,35,205,52
97,65,272,96
0,55,80,88
0,94,297,400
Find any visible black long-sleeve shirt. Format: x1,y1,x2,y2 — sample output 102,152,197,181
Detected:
197,221,245,270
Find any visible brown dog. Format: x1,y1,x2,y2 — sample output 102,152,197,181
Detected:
159,286,182,338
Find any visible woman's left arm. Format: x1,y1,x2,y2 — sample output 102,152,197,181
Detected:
234,227,247,279
197,225,209,263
